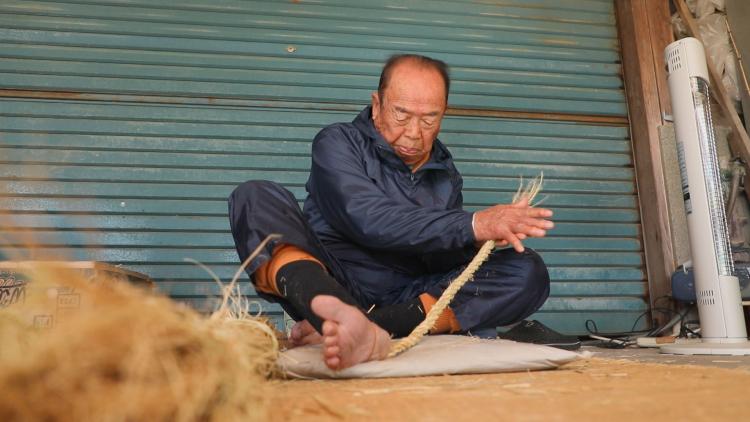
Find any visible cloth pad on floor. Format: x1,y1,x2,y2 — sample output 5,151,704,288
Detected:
279,334,589,379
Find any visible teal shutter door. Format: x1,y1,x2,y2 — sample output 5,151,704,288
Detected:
0,0,645,333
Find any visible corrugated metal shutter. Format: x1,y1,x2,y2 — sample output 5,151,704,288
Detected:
0,0,646,334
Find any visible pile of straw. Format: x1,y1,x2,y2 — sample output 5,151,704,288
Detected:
0,264,279,422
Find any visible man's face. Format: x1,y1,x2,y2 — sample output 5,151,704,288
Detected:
371,63,447,166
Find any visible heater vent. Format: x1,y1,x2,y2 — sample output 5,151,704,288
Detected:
666,47,682,73
698,289,716,306
699,297,716,306
698,289,715,297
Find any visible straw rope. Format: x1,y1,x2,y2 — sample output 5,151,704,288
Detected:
387,173,544,358
387,239,495,358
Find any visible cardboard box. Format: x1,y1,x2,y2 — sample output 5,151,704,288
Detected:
0,261,153,329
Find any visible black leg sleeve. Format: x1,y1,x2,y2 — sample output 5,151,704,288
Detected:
277,261,426,338
276,260,360,333
368,297,426,338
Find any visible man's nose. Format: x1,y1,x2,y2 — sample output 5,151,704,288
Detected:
404,117,420,139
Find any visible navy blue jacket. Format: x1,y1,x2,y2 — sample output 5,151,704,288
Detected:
303,106,477,305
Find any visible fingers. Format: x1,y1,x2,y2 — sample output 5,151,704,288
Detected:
519,211,554,232
515,223,546,238
511,197,530,207
502,203,554,223
500,230,524,253
474,203,554,245
493,213,551,251
510,199,553,217
494,229,528,253
513,216,554,238
527,207,554,219
510,202,553,217
538,219,554,230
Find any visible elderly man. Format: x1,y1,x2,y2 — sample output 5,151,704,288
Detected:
229,54,555,370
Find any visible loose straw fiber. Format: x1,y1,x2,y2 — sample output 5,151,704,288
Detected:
389,173,544,358
0,257,279,421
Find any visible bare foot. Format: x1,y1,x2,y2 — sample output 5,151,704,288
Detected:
310,295,390,370
289,320,323,347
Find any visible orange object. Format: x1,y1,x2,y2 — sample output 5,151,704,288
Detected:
254,244,324,295
419,293,461,334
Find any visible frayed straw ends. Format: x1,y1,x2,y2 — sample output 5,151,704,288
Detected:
512,172,544,206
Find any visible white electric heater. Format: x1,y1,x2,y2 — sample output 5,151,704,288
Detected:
661,37,750,355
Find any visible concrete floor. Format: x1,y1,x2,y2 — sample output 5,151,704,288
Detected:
583,343,750,370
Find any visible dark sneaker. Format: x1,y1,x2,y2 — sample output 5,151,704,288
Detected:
498,320,581,350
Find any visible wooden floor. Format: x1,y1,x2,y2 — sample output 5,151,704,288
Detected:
584,344,750,370
266,357,750,421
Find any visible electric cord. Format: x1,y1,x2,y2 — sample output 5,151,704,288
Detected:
584,304,694,349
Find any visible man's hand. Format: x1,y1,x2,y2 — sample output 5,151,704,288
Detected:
473,199,554,253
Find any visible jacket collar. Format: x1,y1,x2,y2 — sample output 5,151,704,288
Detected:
352,106,453,172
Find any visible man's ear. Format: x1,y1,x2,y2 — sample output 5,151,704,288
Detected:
371,91,381,120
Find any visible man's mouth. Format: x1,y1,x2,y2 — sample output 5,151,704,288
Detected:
396,146,421,156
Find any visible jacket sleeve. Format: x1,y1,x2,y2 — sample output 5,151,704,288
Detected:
308,126,476,253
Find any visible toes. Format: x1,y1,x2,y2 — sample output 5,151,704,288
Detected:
311,295,390,370
322,320,338,337
324,345,340,359
325,356,340,370
323,335,337,347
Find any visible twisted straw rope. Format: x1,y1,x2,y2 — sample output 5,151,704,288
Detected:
387,239,495,358
387,173,543,358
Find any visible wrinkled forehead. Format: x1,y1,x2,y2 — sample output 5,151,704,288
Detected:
383,63,447,106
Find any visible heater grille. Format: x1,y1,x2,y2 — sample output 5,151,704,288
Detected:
667,47,683,73
691,76,734,276
698,289,717,306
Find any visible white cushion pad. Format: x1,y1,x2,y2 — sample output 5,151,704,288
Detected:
279,335,589,379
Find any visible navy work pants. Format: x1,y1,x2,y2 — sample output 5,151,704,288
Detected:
229,181,550,332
